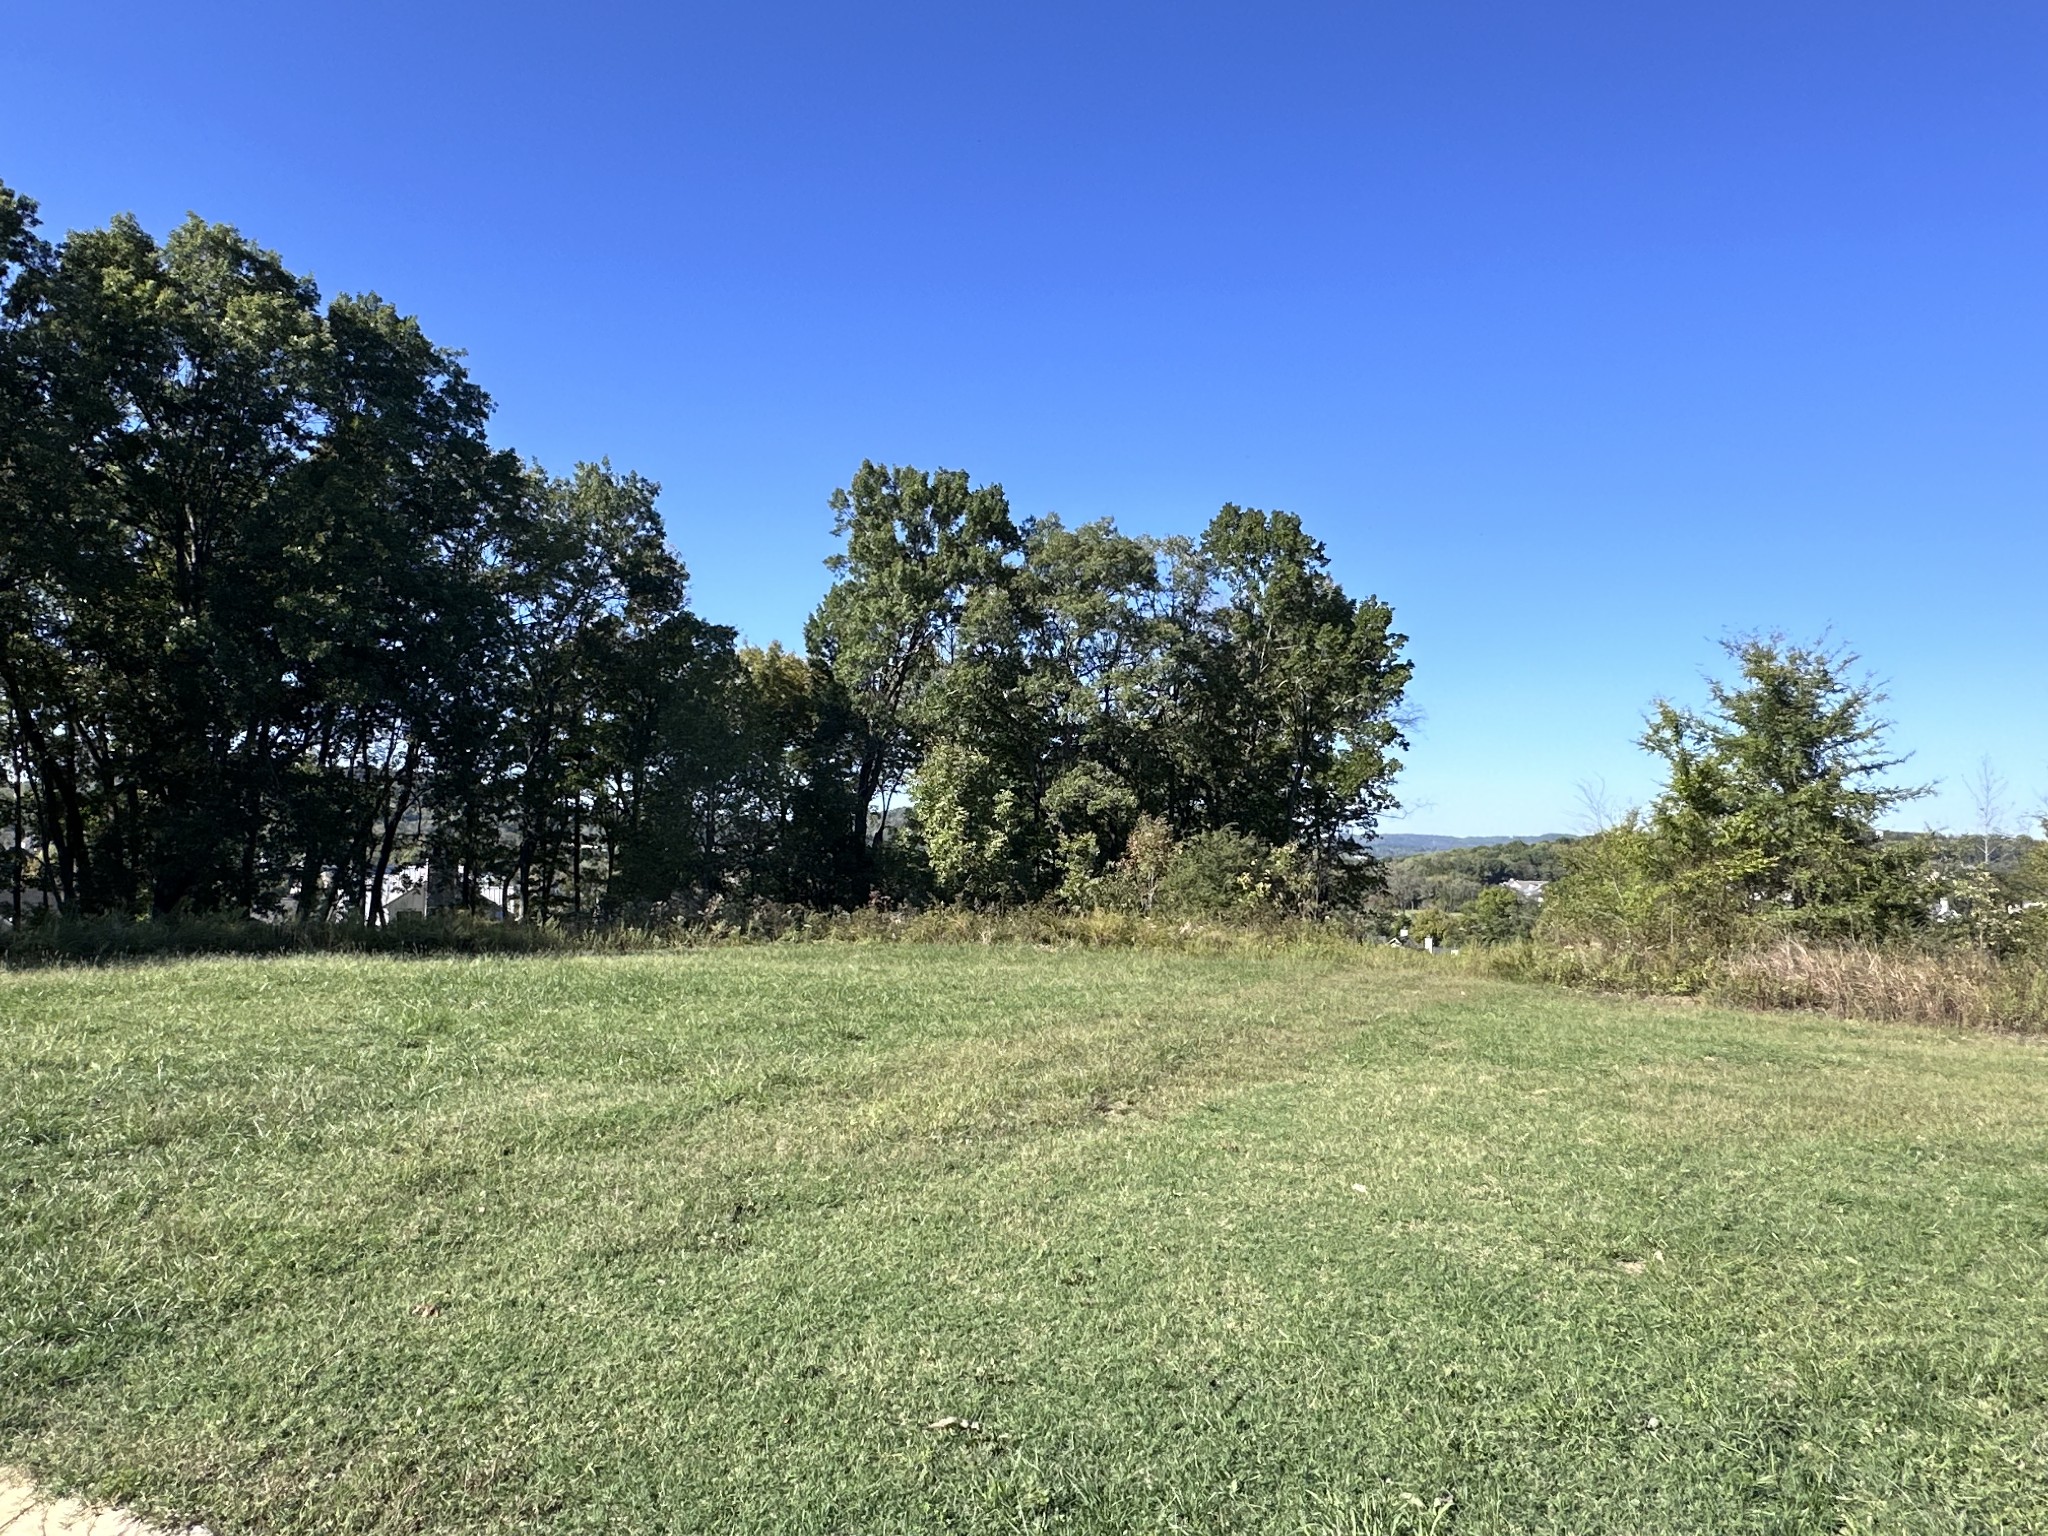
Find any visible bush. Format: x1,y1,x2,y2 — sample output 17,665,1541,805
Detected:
1406,905,1459,948
1079,819,1327,920
1156,831,1282,918
1536,817,1715,956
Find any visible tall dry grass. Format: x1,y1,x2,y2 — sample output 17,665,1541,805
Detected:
1714,940,2048,1033
1485,936,2048,1033
0,902,1396,967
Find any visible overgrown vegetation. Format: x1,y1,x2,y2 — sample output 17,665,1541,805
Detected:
1479,637,2048,1029
0,902,1386,966
1318,638,2048,1032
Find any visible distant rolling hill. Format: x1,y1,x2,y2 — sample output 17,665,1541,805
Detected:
1370,832,1572,857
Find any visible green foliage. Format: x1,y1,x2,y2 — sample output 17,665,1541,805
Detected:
1381,839,1570,911
1637,635,1929,940
1064,816,1330,921
1537,815,1705,957
0,186,530,919
901,504,1413,909
1044,762,1141,904
2,185,1415,929
1542,638,1937,964
1464,883,1532,945
1889,830,2048,958
0,184,884,927
2011,831,2048,930
908,740,1024,904
1088,812,1179,913
1170,507,1414,867
804,462,1023,894
1152,830,1284,918
1407,905,1458,946
1385,838,1571,885
498,461,722,922
806,480,1413,911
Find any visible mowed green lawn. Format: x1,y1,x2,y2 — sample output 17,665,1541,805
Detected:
3,948,2046,1535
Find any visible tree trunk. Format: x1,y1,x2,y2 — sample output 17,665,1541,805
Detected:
9,745,23,930
367,735,421,927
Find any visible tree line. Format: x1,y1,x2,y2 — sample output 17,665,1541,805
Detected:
0,185,1413,925
1398,635,2048,967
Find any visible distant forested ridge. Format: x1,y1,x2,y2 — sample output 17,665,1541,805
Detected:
1370,833,1570,857
0,186,1412,923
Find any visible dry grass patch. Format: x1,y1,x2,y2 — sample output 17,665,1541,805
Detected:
1717,939,2048,1031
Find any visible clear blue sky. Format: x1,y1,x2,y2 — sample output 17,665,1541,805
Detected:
11,1,2045,835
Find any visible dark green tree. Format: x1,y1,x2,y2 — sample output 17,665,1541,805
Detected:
717,644,866,906
910,514,1167,903
496,463,715,921
0,184,638,924
805,462,1022,898
1166,506,1413,881
3,179,1433,930
1638,635,1929,937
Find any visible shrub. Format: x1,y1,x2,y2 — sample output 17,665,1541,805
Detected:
1536,817,1715,956
1151,832,1325,919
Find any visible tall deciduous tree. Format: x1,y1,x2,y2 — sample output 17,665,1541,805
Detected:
911,513,1166,902
1169,506,1413,873
894,494,1415,907
804,462,1022,896
0,184,676,922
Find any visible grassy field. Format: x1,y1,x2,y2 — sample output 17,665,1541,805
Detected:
3,946,2046,1534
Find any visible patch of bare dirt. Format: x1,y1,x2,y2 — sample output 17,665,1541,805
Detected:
0,1471,210,1536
